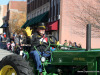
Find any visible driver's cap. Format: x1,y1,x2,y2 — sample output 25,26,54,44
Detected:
37,22,46,29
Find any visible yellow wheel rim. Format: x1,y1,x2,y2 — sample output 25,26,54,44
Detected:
0,65,17,75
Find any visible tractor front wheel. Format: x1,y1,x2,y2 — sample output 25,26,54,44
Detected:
0,54,34,75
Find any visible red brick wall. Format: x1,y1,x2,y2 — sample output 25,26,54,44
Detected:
9,1,27,12
59,0,100,48
3,5,7,16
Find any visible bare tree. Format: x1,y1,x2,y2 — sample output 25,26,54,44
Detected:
9,11,26,34
70,0,100,38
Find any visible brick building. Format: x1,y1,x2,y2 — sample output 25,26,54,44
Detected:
59,0,100,48
0,5,7,34
47,0,60,40
22,0,100,48
7,1,27,35
27,0,50,20
22,0,60,40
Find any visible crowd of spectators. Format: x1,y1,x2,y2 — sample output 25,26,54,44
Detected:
0,33,6,42
63,40,82,49
6,33,30,55
0,32,83,55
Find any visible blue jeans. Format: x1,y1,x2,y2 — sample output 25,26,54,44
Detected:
30,50,51,72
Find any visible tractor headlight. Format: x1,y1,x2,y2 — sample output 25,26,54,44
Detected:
41,57,46,63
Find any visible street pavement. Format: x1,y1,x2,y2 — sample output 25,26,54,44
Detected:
0,41,13,61
0,49,13,61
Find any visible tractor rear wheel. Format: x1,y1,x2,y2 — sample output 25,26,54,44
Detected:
0,54,34,75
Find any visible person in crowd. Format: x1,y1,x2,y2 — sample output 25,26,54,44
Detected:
73,42,78,48
11,41,15,52
63,40,68,46
69,41,72,47
13,33,15,37
14,35,20,45
3,32,6,41
72,42,75,47
15,43,20,54
0,34,1,41
1,34,4,42
7,42,11,50
78,44,82,48
10,35,14,43
6,37,11,50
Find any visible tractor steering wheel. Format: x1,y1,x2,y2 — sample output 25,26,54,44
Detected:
34,35,58,52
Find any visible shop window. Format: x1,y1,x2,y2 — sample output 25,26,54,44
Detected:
37,11,40,15
40,9,42,14
58,0,60,15
43,8,46,13
46,6,49,11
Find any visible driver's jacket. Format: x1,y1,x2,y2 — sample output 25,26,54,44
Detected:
31,32,48,52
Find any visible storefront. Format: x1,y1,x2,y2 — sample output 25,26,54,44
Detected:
46,20,59,40
0,23,9,37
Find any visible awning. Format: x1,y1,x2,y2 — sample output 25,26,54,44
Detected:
0,23,8,28
21,20,29,28
29,11,49,27
46,20,58,31
21,11,49,28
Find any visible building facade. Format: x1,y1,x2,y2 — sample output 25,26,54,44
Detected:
26,0,60,40
48,0,60,41
0,5,7,34
27,0,50,20
7,1,27,35
25,0,100,48
59,0,100,48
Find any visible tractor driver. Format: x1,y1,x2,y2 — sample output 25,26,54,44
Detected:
30,23,55,75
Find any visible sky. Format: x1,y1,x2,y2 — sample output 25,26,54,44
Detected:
0,0,26,5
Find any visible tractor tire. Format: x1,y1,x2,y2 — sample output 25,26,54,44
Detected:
0,54,34,75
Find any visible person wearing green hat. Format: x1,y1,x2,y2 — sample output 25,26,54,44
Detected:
30,22,54,75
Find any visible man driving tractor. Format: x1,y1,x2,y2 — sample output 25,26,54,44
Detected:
30,23,55,75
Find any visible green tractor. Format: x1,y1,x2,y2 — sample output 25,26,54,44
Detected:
0,24,100,75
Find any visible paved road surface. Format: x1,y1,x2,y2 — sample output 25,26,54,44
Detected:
0,49,13,61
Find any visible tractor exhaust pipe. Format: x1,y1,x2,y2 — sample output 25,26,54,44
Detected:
86,24,91,51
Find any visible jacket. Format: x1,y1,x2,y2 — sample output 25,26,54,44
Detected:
31,32,48,52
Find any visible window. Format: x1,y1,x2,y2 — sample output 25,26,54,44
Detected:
54,0,56,19
37,11,39,15
40,9,42,14
58,0,60,15
27,0,30,2
46,6,49,11
32,14,34,17
27,16,29,20
43,8,46,13
40,0,42,6
51,0,53,22
27,4,30,14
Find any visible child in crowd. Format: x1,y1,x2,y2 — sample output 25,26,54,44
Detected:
69,41,72,47
7,42,11,50
15,43,20,54
63,40,68,46
11,41,15,52
78,44,82,48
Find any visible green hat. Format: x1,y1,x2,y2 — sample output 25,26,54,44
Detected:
37,22,46,29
